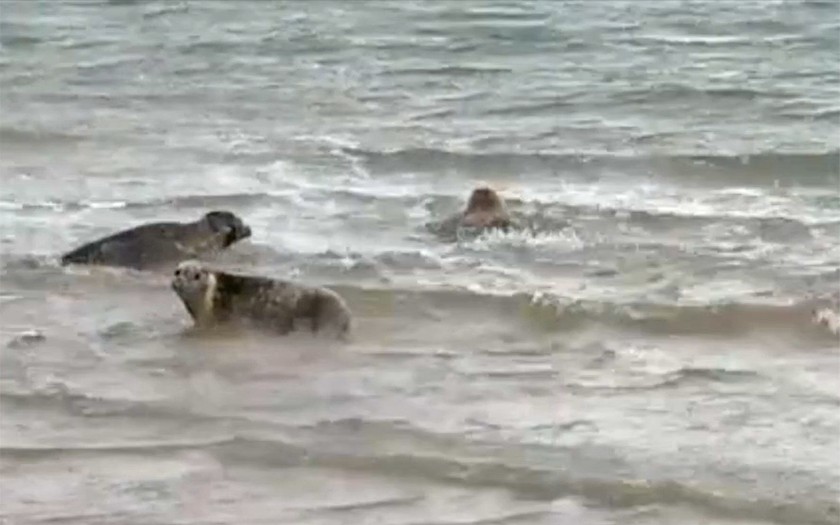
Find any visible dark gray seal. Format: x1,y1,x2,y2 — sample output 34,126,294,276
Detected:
60,210,252,270
170,260,352,340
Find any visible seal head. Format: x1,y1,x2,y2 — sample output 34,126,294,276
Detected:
462,186,510,228
427,186,514,240
201,210,252,248
171,259,218,326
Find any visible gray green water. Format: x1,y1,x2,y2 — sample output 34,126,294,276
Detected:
1,1,839,524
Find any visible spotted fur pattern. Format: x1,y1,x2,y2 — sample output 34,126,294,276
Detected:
171,260,352,339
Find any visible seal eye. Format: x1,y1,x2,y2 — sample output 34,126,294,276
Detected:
175,269,181,277
193,273,200,281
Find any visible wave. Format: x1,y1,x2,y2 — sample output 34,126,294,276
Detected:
525,293,840,339
5,419,833,524
481,96,579,117
0,125,87,145
141,3,189,19
3,186,833,258
0,22,46,48
0,388,195,420
500,198,834,237
382,65,513,77
1,244,835,340
216,418,840,525
4,329,45,349
619,83,800,105
340,146,840,186
409,6,551,24
813,308,840,336
327,283,840,339
0,191,282,214
655,366,759,384
567,366,763,393
630,34,754,46
0,435,232,457
0,254,57,271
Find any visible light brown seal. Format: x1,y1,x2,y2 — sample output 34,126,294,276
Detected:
60,210,252,271
460,186,513,230
170,260,352,339
428,186,515,239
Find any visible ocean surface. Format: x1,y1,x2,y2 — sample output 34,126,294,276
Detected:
1,1,839,524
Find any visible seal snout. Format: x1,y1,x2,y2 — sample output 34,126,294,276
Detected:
172,261,199,291
171,266,184,291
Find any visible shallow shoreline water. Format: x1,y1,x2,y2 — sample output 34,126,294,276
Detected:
2,1,839,524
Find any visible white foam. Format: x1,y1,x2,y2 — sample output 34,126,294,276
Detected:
638,34,750,45
467,226,585,251
84,201,128,209
507,180,840,226
813,309,840,336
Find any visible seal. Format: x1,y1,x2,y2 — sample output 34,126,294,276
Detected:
60,210,252,270
170,260,352,339
460,186,513,230
428,186,515,239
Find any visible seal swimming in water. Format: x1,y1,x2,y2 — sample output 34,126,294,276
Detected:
460,186,514,230
60,210,252,270
428,186,515,240
170,260,352,339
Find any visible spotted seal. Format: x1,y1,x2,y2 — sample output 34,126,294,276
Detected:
60,210,252,270
170,260,352,339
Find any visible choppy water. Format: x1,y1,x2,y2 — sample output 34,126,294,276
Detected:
1,1,839,524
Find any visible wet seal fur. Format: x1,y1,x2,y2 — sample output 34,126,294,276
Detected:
428,186,516,240
61,210,252,270
170,260,352,339
461,186,514,230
